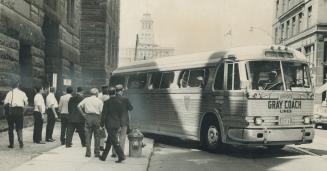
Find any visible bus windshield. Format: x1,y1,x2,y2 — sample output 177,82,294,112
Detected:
248,61,311,91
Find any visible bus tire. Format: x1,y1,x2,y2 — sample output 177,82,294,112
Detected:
201,117,222,152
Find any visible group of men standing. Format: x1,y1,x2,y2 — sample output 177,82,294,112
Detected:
3,81,133,163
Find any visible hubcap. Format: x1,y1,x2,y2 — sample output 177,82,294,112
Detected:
207,126,219,145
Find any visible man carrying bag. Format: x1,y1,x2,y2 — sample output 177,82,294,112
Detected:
4,81,28,148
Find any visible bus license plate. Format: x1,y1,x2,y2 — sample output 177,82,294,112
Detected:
279,117,291,125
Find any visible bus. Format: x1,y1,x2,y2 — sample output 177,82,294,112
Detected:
110,45,314,152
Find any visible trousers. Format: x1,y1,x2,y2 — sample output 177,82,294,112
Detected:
46,108,56,140
33,111,43,143
84,114,101,156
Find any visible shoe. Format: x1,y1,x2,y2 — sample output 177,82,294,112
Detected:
35,141,46,144
46,139,55,142
66,145,72,148
111,154,117,158
99,156,106,161
94,154,100,158
115,157,125,163
85,154,91,157
82,144,86,147
8,145,14,148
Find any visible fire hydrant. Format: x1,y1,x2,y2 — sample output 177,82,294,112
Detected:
128,128,144,157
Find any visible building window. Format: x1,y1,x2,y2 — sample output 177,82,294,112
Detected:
281,23,285,41
67,0,75,26
282,0,285,12
291,16,296,36
274,27,278,44
298,12,303,32
288,0,292,9
276,0,279,18
305,44,315,68
286,20,290,38
307,6,312,28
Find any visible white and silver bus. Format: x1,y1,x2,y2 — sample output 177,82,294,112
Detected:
111,45,314,151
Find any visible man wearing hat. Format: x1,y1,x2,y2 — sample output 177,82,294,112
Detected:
77,88,103,157
111,84,133,157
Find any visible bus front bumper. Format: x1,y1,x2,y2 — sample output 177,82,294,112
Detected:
227,127,314,145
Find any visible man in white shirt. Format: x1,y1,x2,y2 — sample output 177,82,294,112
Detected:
4,81,28,148
78,88,103,157
58,87,73,145
33,86,46,144
45,87,58,142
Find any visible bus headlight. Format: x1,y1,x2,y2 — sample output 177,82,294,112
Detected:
303,116,311,124
254,117,263,125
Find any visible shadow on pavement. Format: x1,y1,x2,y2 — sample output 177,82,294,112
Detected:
146,133,311,159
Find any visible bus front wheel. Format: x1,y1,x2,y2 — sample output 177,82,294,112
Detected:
202,118,222,152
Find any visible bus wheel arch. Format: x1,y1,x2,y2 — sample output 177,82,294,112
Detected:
200,112,224,152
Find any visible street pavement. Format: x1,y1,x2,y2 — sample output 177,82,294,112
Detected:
148,128,327,171
0,124,62,171
0,124,154,171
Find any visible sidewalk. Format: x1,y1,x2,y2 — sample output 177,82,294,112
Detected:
0,124,62,171
10,129,154,171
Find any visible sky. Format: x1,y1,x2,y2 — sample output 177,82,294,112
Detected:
119,0,275,55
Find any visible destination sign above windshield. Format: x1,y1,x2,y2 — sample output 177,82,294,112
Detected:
265,51,294,58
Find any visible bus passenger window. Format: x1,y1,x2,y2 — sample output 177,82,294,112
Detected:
128,73,147,89
109,75,125,87
189,69,205,88
178,70,189,88
149,72,162,89
214,64,224,90
160,72,174,89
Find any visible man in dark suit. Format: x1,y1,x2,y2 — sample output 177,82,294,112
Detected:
66,87,86,147
111,84,133,157
99,87,125,163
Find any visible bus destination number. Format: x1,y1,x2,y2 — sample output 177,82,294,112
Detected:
268,100,302,113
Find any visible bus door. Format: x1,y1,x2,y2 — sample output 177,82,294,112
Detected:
223,61,243,118
213,63,225,114
213,61,243,117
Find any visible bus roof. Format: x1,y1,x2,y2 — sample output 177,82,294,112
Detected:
114,45,307,74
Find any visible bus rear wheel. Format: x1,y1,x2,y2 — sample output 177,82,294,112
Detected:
202,118,222,152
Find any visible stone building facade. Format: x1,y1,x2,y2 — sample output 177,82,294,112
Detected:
119,13,174,66
80,0,120,87
0,0,82,103
272,0,327,102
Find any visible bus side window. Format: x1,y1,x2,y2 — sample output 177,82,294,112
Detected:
178,70,189,88
160,72,174,89
149,72,162,89
214,64,224,90
128,73,147,89
109,75,125,88
188,69,205,88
